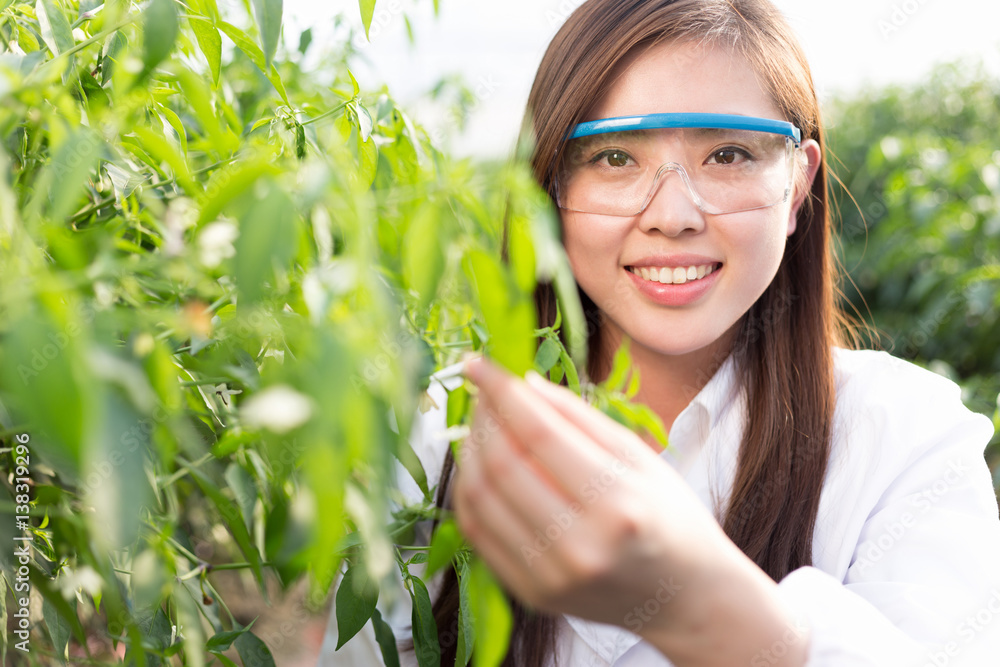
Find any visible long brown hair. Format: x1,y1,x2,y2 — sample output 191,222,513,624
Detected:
419,1,845,664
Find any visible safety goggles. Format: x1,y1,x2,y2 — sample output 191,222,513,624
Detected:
555,113,803,217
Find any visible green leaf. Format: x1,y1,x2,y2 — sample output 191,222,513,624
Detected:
410,576,441,667
426,519,463,578
465,249,536,377
79,71,111,112
176,67,238,156
188,467,265,593
469,559,511,667
370,608,400,667
298,27,312,54
234,184,299,303
508,216,537,295
26,128,104,227
533,337,561,374
251,0,283,67
143,0,179,76
0,574,7,665
335,562,379,649
158,104,189,156
196,151,279,226
234,630,276,667
205,621,254,652
456,560,474,667
27,569,87,649
446,384,470,428
37,0,74,55
358,0,376,39
132,126,197,194
101,30,128,85
394,436,429,498
43,597,70,664
558,349,581,394
218,21,289,104
189,17,222,86
356,131,378,188
604,336,632,393
403,204,449,312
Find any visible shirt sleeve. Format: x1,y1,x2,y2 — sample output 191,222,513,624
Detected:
316,363,464,666
774,353,1000,667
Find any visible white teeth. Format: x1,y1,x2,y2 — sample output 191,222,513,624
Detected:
629,263,717,285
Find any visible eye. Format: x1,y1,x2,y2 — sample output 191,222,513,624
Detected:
707,147,750,165
587,149,632,168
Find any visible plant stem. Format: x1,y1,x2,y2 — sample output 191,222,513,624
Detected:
300,100,350,127
158,453,214,487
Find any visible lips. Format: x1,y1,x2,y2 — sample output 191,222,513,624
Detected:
623,261,723,306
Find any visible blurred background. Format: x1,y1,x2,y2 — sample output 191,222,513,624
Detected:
284,0,1000,158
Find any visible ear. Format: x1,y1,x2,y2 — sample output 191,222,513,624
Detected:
786,139,822,237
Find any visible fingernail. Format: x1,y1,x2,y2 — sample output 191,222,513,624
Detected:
461,352,484,382
525,369,546,388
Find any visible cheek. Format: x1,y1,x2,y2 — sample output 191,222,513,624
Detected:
724,210,788,269
560,213,626,278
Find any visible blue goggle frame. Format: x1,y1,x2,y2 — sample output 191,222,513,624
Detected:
567,112,802,145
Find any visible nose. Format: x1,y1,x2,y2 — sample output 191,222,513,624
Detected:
635,164,706,237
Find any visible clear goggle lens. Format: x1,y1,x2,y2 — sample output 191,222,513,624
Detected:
556,126,799,216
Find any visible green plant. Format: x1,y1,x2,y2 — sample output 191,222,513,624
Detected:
826,58,1000,488
0,1,668,665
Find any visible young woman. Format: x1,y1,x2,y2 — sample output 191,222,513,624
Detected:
319,0,1000,665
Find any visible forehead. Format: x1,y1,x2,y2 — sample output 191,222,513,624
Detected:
587,40,782,122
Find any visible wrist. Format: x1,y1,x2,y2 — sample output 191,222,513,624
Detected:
639,546,811,667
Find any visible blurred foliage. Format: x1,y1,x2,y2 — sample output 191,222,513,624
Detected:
0,0,995,664
826,57,1000,488
0,0,667,665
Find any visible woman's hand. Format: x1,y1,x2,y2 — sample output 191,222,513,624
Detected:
453,355,810,667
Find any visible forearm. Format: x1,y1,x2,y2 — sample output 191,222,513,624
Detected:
640,551,810,667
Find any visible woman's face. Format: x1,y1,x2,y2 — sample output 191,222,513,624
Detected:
559,40,819,365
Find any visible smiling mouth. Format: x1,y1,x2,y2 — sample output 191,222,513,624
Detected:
626,263,722,285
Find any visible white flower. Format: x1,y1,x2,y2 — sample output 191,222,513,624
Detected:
57,565,103,599
198,221,238,268
241,385,314,433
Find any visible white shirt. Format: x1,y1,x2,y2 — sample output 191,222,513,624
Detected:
317,348,1000,666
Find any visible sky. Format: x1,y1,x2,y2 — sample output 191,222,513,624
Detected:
282,0,1000,157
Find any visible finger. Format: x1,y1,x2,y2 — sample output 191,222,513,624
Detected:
524,369,659,466
462,356,619,502
453,437,565,587
472,409,584,534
